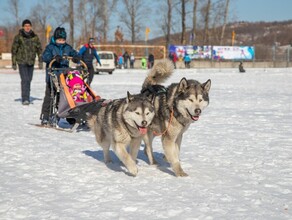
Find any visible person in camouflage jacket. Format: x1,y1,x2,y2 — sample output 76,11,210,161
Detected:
11,19,42,105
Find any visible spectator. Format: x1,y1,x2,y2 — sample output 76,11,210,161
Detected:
169,52,178,69
148,53,155,68
141,57,147,69
11,19,43,105
114,53,118,67
78,38,101,85
184,53,191,68
123,51,130,69
118,54,123,69
130,52,135,69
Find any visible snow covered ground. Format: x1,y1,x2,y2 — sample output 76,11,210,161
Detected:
0,66,291,219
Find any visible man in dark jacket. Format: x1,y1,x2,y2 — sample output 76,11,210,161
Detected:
11,19,43,105
40,27,80,125
78,38,101,85
148,53,155,68
123,51,130,69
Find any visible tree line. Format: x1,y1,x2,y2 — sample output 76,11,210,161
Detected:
0,0,232,53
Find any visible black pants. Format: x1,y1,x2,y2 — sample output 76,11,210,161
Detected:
18,64,34,102
40,82,54,120
86,64,94,86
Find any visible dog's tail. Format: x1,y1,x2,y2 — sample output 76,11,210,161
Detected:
142,59,174,89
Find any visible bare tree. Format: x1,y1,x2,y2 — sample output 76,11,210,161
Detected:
202,0,211,44
77,0,88,43
29,1,56,46
166,0,172,47
160,0,172,49
192,0,197,44
119,0,145,43
219,0,230,45
97,0,117,43
69,0,74,46
180,0,186,44
8,0,21,26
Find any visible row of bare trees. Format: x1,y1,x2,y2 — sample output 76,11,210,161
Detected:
1,0,231,53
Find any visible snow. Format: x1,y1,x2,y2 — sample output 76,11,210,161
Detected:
0,67,291,219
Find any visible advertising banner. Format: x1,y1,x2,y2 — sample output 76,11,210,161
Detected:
168,45,212,59
168,45,255,60
212,46,255,60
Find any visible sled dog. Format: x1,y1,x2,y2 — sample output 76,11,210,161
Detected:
141,60,211,177
87,92,155,176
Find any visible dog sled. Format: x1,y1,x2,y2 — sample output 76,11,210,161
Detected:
41,56,105,132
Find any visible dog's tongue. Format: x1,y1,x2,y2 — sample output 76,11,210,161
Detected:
139,127,147,135
192,116,199,121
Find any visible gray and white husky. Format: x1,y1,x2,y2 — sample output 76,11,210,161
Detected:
141,59,211,177
87,92,155,176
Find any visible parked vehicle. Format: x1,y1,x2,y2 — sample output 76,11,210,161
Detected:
93,51,115,74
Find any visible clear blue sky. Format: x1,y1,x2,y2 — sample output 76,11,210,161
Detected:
230,0,292,22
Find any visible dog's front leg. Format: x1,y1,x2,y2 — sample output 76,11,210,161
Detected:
176,133,183,152
143,132,157,165
113,142,138,176
129,137,142,162
162,137,188,177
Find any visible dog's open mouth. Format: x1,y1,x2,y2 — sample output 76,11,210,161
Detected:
191,115,199,121
138,126,147,135
187,110,200,121
134,122,148,134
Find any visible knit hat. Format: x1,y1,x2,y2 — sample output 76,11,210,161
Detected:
22,19,32,27
54,27,67,40
89,38,95,44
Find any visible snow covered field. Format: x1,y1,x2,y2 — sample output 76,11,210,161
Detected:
0,67,291,219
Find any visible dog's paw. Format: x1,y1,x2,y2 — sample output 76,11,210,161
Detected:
128,166,138,177
173,162,188,177
176,171,188,177
104,159,113,164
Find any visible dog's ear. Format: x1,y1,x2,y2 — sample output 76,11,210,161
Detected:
202,79,211,92
149,93,156,105
178,77,188,93
126,91,134,103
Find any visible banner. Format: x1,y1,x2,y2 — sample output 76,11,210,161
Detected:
168,45,212,60
212,46,254,60
168,45,255,60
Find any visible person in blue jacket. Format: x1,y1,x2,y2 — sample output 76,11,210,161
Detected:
184,53,191,68
78,38,101,85
40,27,80,125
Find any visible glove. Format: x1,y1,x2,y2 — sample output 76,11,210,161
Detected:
54,55,62,63
72,56,80,63
38,62,43,69
12,64,17,70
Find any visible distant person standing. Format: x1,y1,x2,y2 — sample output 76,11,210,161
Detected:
130,52,135,68
141,57,147,69
78,38,101,85
118,54,124,69
169,52,178,69
184,53,191,68
148,53,155,68
11,19,43,105
123,51,130,69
